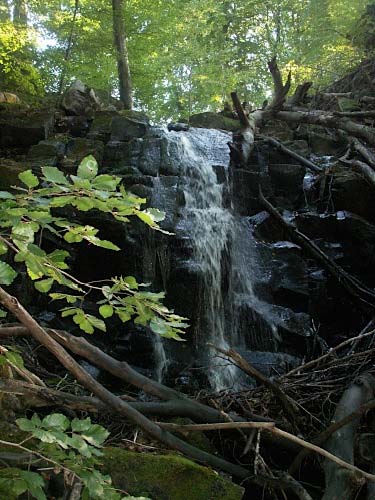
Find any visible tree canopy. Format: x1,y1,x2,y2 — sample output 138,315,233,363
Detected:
0,0,371,119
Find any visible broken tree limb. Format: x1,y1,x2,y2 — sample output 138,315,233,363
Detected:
268,56,291,110
259,135,322,173
0,325,269,425
341,158,375,188
210,344,300,427
157,421,375,484
283,328,375,378
322,373,375,500
0,287,252,480
230,91,259,164
351,137,375,168
259,187,375,309
289,397,375,475
274,109,375,146
287,81,313,108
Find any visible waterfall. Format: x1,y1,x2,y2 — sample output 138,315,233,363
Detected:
172,128,238,391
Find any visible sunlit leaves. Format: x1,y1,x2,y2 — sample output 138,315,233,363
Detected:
18,170,39,189
0,158,187,339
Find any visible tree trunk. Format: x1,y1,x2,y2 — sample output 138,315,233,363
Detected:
13,0,27,24
58,0,79,96
112,0,132,109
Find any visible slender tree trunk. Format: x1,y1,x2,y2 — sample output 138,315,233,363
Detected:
58,0,79,96
13,0,27,24
112,0,132,109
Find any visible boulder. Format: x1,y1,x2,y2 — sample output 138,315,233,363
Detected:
111,110,150,141
268,163,306,207
330,166,375,222
189,112,239,131
61,80,100,118
103,448,244,500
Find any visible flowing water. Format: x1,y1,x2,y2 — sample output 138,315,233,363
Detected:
175,129,237,391
153,127,278,390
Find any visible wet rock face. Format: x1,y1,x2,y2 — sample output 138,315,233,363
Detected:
2,95,375,388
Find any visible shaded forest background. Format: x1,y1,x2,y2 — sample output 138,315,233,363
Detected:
0,0,373,120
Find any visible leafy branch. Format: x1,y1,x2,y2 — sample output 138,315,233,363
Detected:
0,156,188,339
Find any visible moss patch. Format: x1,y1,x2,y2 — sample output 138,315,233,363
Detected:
103,448,244,500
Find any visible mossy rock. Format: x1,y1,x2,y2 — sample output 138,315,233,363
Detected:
103,448,244,500
189,112,239,131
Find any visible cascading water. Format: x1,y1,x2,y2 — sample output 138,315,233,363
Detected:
171,128,238,391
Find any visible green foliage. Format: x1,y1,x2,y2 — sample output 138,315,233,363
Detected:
0,21,43,97
0,156,188,340
0,413,149,499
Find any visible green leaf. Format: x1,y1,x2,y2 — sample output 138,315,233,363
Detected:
0,240,8,255
34,278,54,293
16,417,36,432
42,166,69,185
42,413,70,431
0,261,17,285
73,197,95,211
84,235,120,251
5,351,24,368
99,304,113,318
116,308,132,323
81,424,109,447
77,155,98,180
0,309,7,318
92,174,120,191
19,471,46,500
0,191,15,199
124,276,138,289
149,317,168,335
86,314,106,332
71,417,92,433
18,170,39,188
145,207,165,222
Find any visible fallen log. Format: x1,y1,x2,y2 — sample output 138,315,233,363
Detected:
0,287,252,480
322,373,375,500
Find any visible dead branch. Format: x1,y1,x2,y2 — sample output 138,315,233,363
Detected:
283,328,375,379
157,421,375,483
0,287,251,480
342,158,375,187
210,344,300,426
351,137,375,168
259,188,375,309
322,373,375,499
259,135,322,173
287,81,313,108
157,422,275,432
0,325,269,425
274,109,375,146
268,57,291,111
289,398,375,475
